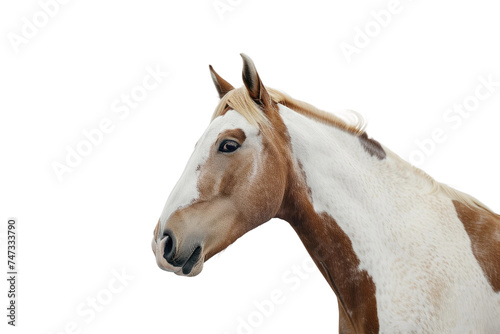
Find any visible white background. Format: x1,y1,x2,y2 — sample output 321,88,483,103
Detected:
1,0,500,333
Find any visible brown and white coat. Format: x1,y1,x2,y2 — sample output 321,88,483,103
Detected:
152,54,500,333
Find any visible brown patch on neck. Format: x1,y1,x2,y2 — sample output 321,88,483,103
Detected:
277,160,379,333
453,200,500,292
337,298,356,334
358,132,386,160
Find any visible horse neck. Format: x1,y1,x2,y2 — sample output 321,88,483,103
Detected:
276,103,425,233
274,104,500,332
276,104,430,332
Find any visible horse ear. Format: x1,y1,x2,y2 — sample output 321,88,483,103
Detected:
209,65,234,99
240,53,272,109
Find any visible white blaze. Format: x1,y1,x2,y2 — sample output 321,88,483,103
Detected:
158,110,259,236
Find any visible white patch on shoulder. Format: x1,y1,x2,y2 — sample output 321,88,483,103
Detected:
158,110,259,236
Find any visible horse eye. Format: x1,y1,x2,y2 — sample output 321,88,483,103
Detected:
218,140,240,153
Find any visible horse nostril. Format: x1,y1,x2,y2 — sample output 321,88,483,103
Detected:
163,232,176,263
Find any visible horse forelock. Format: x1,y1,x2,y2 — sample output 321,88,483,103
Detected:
211,87,271,128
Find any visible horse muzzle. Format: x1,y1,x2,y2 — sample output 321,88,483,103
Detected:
152,232,204,277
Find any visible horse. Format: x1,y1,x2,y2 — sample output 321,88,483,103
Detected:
151,54,500,333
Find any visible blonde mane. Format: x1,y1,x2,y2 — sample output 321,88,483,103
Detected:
211,86,496,215
212,87,366,135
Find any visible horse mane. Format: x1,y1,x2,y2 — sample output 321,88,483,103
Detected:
211,86,497,215
211,87,366,135
267,88,366,135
